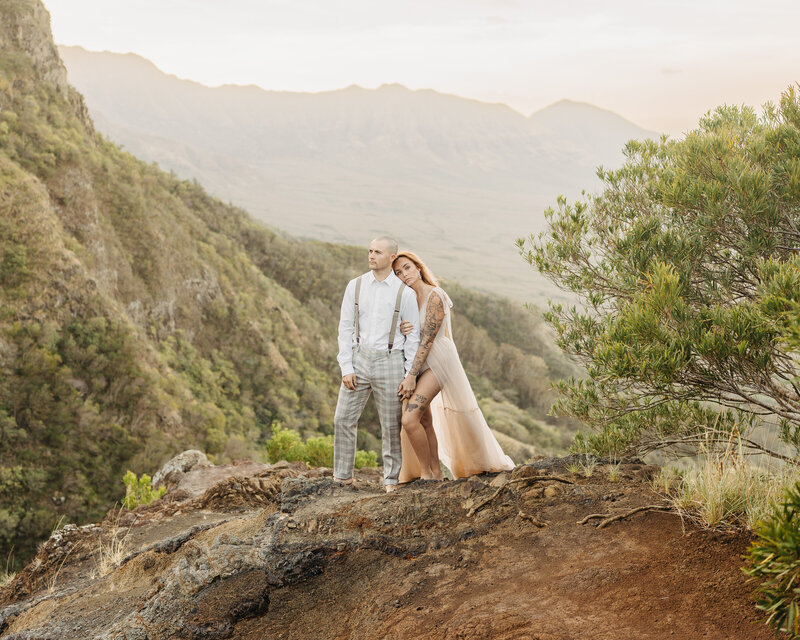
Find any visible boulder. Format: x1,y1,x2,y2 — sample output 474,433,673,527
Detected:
152,449,213,490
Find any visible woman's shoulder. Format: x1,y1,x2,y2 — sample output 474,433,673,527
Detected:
430,286,453,309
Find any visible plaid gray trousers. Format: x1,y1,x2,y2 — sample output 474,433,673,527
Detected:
334,345,405,484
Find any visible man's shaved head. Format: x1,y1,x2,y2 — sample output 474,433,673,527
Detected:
372,235,398,254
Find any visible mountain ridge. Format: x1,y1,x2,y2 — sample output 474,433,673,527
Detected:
58,45,658,303
59,46,657,128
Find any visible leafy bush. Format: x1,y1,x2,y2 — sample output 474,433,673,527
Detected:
354,449,378,469
0,244,29,286
264,423,306,464
304,435,334,468
121,471,165,509
264,423,377,469
744,480,800,639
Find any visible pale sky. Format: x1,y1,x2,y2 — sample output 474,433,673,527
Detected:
44,0,800,135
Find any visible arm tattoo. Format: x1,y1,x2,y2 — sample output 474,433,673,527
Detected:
408,293,445,377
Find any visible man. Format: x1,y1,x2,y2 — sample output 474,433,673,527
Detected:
334,235,420,492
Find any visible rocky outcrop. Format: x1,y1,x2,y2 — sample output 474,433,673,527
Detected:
152,450,214,490
0,0,67,94
0,455,771,640
0,0,93,128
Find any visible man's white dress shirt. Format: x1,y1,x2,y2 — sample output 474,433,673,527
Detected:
337,271,420,376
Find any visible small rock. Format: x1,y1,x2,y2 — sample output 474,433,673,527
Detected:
512,465,538,479
490,473,510,487
543,486,560,499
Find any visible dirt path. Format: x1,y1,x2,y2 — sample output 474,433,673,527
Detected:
237,495,762,639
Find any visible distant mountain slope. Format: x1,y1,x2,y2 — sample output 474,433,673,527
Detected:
0,1,577,569
58,46,658,303
528,99,660,160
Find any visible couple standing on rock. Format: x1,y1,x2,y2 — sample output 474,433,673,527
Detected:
333,235,514,493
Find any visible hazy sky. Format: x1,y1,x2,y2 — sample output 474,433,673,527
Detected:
44,0,799,135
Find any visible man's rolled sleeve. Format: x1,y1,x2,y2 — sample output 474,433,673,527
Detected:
337,278,357,376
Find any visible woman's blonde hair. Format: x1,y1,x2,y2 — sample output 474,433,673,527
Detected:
393,250,438,286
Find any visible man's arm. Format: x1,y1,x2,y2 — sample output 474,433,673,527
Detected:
400,287,420,375
337,279,357,379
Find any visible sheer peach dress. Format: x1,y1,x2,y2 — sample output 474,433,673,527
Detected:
399,287,515,481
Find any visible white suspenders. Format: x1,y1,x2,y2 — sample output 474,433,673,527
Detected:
353,276,406,352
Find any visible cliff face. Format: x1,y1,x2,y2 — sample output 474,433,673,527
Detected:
1,0,66,93
0,455,768,639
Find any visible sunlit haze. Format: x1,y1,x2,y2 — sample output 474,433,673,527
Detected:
44,0,799,136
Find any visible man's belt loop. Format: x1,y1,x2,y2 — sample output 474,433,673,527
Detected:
388,283,405,352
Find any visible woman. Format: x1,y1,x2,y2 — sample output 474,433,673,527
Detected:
393,251,514,482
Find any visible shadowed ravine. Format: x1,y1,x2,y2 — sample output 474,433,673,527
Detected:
0,454,769,640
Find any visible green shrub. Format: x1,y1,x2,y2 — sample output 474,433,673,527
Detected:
744,480,800,639
264,423,378,469
0,244,29,286
354,449,378,469
121,471,165,509
304,435,334,467
264,422,306,463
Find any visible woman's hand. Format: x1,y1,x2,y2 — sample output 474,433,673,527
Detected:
397,374,416,399
399,320,414,336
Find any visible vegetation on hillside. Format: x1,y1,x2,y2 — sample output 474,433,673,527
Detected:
0,0,577,570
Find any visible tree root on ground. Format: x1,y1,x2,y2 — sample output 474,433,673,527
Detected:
578,504,673,529
517,511,547,527
467,475,574,517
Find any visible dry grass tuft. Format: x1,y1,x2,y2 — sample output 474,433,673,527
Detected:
96,509,134,577
658,450,800,531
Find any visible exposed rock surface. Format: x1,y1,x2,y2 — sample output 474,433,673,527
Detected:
152,450,214,491
0,456,770,639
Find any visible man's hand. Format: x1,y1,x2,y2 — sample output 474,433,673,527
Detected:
397,374,416,399
399,320,414,336
342,374,357,390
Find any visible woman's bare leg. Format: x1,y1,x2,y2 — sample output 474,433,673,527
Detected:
420,406,442,479
401,370,442,480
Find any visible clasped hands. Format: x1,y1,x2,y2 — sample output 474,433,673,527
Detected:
342,372,415,399
341,320,417,396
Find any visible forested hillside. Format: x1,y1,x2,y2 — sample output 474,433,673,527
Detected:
0,0,578,569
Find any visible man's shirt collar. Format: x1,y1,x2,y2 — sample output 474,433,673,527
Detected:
367,270,399,286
